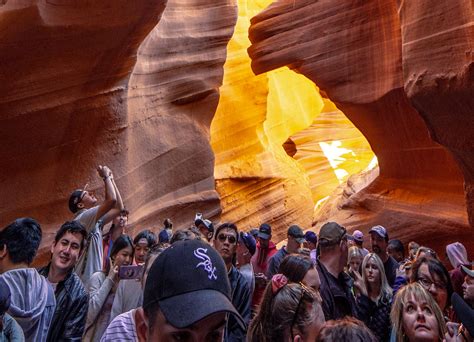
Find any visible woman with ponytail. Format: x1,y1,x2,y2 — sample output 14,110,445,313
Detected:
247,274,325,342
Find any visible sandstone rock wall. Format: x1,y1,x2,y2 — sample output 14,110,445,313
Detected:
1,0,471,262
0,0,237,262
211,0,316,242
248,0,473,253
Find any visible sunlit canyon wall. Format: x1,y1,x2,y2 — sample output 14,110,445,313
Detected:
248,0,473,253
0,0,472,260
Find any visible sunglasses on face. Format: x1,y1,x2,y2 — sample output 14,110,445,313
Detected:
217,234,237,244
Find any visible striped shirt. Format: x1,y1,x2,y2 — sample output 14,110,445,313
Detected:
100,309,137,342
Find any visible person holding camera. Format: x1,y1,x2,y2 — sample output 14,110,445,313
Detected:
68,165,125,285
84,235,133,341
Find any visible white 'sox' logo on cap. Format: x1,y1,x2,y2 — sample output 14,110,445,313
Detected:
194,247,217,280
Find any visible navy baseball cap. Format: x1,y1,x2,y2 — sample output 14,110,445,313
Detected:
239,232,256,255
288,225,305,244
369,225,389,239
304,231,317,245
195,218,214,233
143,239,244,329
258,223,272,240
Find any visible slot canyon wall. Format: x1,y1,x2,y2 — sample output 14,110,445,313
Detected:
0,0,237,263
248,0,473,253
0,0,472,262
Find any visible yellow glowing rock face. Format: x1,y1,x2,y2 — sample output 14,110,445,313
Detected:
291,99,376,210
211,0,375,238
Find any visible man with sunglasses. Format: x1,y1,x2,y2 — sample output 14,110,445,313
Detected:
213,223,251,342
316,222,371,322
68,165,125,284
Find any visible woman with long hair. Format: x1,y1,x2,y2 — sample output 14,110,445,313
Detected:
248,274,325,342
391,282,446,342
361,253,393,341
84,235,134,341
278,254,321,294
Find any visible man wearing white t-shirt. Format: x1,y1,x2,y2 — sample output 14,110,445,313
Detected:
68,165,124,285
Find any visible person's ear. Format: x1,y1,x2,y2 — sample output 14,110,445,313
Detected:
293,334,302,342
50,241,56,255
77,202,84,209
136,308,148,342
0,245,7,259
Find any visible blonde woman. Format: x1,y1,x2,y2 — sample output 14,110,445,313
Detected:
361,253,393,341
347,246,364,274
391,282,446,342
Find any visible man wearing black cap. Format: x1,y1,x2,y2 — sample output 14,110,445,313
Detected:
250,223,277,310
316,222,370,322
369,225,398,287
138,239,245,341
267,225,306,278
68,165,124,284
213,223,251,341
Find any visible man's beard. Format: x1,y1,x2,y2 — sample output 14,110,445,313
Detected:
372,245,381,254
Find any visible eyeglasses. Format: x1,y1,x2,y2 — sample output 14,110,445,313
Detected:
217,234,237,244
418,277,447,290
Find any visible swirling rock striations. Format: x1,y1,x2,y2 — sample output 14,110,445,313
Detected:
0,0,237,262
248,0,472,253
400,1,474,227
211,0,315,241
125,0,238,230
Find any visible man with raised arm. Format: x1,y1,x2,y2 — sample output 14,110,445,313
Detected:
68,165,124,285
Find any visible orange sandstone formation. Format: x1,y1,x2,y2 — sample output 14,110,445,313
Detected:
0,0,237,262
248,0,472,253
1,0,471,262
211,1,316,242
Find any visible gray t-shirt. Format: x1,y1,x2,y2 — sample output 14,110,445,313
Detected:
74,206,103,285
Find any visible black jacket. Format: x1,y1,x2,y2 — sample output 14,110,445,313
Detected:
367,296,392,342
226,266,251,342
316,261,370,324
38,264,89,342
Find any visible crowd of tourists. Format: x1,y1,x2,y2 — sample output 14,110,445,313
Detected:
0,165,473,342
